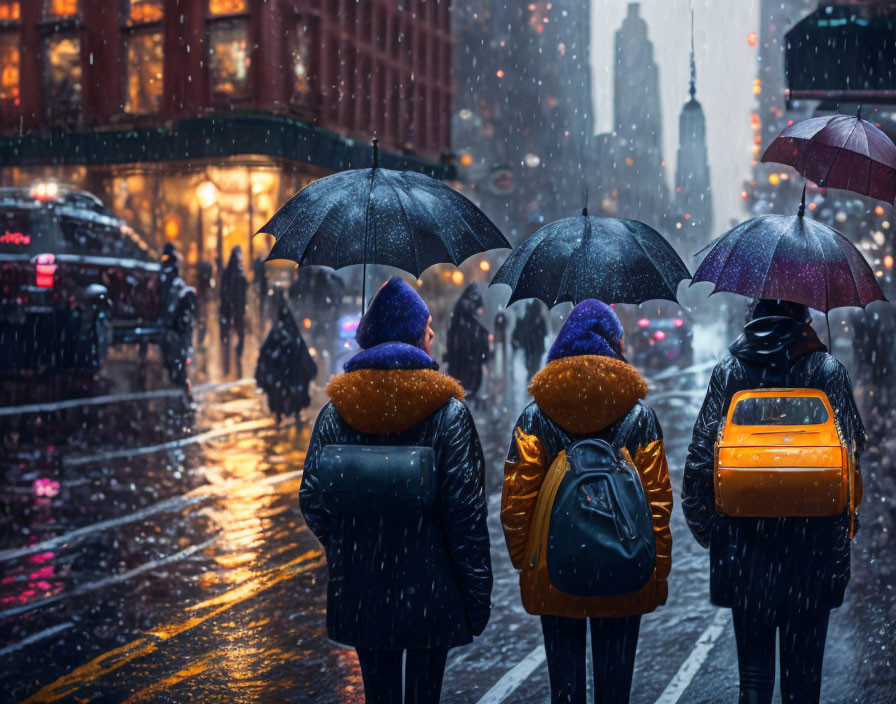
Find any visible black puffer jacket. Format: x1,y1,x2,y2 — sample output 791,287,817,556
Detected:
300,367,492,649
682,316,866,621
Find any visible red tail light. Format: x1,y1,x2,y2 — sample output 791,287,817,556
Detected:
637,318,650,327
35,253,56,288
654,330,667,341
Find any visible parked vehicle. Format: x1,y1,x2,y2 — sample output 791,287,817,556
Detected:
626,304,694,371
0,183,195,380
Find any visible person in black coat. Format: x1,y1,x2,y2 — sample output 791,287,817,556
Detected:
682,299,866,704
219,246,248,377
255,292,317,425
445,283,490,398
512,299,548,380
300,277,492,703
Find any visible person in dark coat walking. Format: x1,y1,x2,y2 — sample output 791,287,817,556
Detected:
300,276,493,704
219,246,248,377
445,283,490,398
194,259,214,347
255,292,317,425
502,300,672,704
512,299,548,380
682,299,866,704
252,255,268,326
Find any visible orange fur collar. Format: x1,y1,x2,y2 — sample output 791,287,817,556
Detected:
529,355,647,434
327,369,465,435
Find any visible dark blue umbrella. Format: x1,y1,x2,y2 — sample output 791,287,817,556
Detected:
691,195,885,312
489,209,690,306
259,140,509,310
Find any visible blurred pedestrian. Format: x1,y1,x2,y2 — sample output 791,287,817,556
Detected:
445,283,490,399
255,292,317,425
501,299,672,704
682,299,866,704
219,245,248,377
300,277,492,704
253,255,268,327
512,299,548,380
194,259,214,347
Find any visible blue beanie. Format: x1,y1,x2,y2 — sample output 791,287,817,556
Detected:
356,277,431,349
547,299,625,362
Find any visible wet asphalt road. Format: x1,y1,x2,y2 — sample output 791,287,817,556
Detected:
1,345,895,703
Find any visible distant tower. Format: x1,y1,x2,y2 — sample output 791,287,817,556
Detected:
608,2,669,226
674,3,713,256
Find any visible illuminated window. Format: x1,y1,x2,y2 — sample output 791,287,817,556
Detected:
209,0,246,15
289,29,309,99
0,2,20,21
0,33,18,102
42,35,81,115
209,20,250,99
125,31,163,114
43,0,77,17
127,0,163,24
124,1,163,114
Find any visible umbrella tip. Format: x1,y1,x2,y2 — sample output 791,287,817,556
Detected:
857,105,862,120
798,182,807,218
582,206,589,217
372,138,380,169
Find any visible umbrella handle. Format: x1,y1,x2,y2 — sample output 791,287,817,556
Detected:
798,182,807,218
362,139,380,314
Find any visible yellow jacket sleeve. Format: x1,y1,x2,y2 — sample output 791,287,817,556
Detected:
501,428,548,570
633,439,673,603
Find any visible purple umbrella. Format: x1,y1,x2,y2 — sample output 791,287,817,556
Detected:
691,200,885,313
761,110,896,204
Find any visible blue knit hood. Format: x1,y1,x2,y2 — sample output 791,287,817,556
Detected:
547,299,625,362
346,277,437,371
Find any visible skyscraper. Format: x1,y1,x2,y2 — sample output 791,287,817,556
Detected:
594,3,669,228
673,6,713,257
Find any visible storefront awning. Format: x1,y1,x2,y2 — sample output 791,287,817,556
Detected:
786,3,896,104
0,112,455,180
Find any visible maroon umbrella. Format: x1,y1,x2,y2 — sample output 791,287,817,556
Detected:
761,110,896,204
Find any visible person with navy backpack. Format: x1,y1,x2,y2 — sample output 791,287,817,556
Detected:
300,277,492,704
501,299,673,704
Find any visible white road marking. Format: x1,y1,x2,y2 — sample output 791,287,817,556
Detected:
475,645,546,704
63,418,275,467
0,622,74,658
645,360,716,384
0,536,219,619
0,378,254,418
654,608,730,704
0,469,303,564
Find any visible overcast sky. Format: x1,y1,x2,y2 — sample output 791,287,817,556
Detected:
591,0,761,230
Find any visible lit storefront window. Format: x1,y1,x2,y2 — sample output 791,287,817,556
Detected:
209,0,247,14
0,33,18,102
43,0,77,17
42,35,81,116
0,2,20,21
209,21,250,99
124,1,164,115
128,0,162,23
289,29,309,99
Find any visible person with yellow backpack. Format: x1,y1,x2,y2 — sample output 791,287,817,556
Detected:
501,299,673,704
682,299,866,704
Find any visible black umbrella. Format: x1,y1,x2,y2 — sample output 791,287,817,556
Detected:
691,193,886,313
489,209,690,307
259,140,509,311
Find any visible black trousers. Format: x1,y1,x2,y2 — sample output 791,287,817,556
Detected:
355,647,449,704
540,614,642,704
732,607,830,704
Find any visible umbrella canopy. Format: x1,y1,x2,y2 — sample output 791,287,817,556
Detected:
259,141,509,309
691,210,885,312
489,210,690,307
761,111,896,204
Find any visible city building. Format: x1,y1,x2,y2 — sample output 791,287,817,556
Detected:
672,9,712,258
0,0,454,270
452,0,594,245
593,3,669,230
